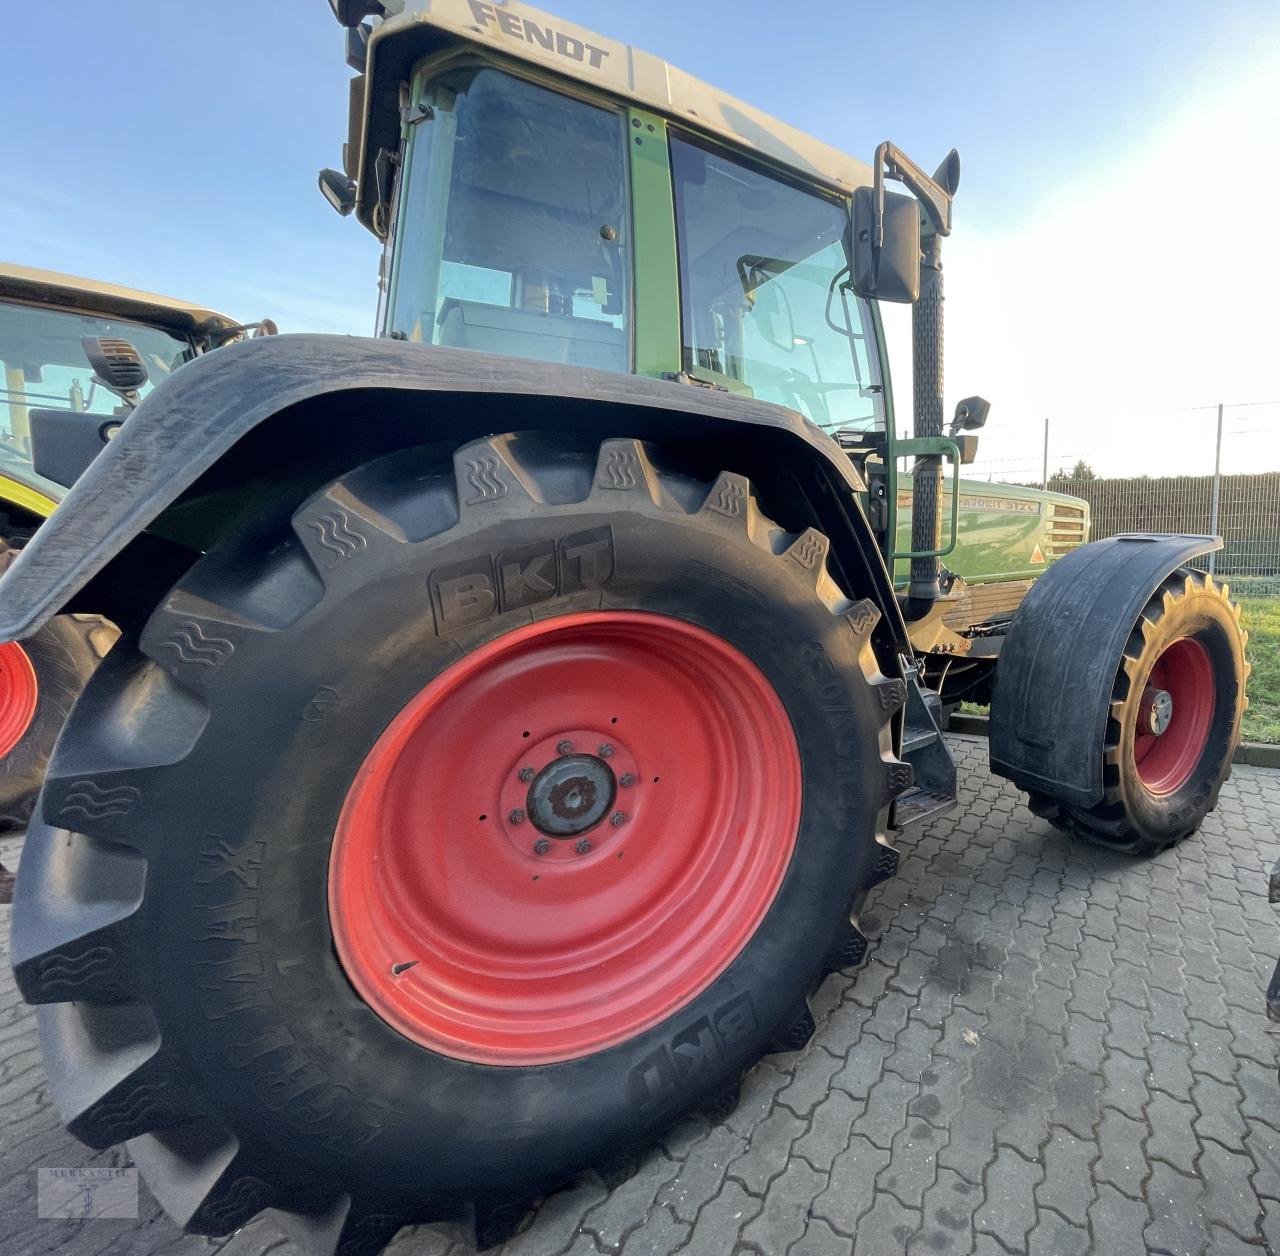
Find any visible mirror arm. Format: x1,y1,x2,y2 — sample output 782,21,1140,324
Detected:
871,141,959,250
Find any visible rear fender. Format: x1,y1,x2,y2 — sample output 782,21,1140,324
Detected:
989,533,1222,808
0,334,910,664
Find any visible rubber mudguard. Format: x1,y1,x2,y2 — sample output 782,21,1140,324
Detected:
989,533,1221,809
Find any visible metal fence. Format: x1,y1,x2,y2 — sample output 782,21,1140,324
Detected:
1046,472,1280,594
964,400,1280,598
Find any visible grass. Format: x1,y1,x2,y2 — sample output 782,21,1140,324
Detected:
1240,596,1280,744
957,593,1280,744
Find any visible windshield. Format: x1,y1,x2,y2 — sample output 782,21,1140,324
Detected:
385,68,631,372
0,300,193,495
671,134,883,434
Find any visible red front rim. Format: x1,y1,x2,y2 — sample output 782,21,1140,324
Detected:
0,641,38,760
1133,636,1215,795
328,611,802,1066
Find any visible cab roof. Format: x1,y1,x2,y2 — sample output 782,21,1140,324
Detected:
0,262,238,338
347,0,874,232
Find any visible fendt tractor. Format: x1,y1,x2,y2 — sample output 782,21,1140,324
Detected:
0,263,264,835
1,4,1250,1253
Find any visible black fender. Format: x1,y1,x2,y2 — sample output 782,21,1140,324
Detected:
0,333,908,660
989,533,1222,808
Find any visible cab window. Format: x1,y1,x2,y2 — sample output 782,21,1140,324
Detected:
386,68,631,374
0,301,193,496
671,134,882,433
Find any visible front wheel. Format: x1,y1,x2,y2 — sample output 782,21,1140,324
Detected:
14,434,910,1251
1032,568,1248,855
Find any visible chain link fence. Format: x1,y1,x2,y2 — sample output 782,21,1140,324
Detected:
1046,472,1280,594
964,400,1280,598
962,400,1279,740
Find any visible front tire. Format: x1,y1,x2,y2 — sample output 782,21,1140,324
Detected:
1033,568,1248,855
14,435,909,1251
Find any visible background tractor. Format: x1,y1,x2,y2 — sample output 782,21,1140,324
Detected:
0,263,261,834
1,4,1249,1253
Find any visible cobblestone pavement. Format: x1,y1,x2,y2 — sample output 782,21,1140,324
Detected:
2,736,1279,1256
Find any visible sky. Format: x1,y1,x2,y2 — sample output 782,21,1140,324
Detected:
3,0,1279,482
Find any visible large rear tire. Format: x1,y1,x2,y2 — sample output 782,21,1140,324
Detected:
13,435,910,1252
1030,568,1248,856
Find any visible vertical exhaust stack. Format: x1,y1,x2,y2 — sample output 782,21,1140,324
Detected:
908,232,945,607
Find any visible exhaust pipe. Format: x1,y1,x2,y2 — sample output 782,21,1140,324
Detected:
908,232,945,608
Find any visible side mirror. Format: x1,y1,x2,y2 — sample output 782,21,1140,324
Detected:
251,318,279,338
318,168,357,217
951,396,990,432
81,336,148,406
850,186,920,304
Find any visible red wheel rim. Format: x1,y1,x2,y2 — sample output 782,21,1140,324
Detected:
328,612,802,1065
1133,636,1214,795
0,641,38,760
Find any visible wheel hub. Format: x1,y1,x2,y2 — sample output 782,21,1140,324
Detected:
1142,686,1174,736
498,728,638,861
527,753,616,836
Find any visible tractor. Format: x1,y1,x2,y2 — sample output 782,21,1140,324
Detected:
0,262,261,833
2,4,1249,1253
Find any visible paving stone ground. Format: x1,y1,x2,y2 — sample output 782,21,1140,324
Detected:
2,736,1279,1255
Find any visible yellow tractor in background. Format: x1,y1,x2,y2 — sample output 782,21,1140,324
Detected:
0,263,261,833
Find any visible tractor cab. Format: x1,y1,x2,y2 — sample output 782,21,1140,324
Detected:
326,3,897,419
377,62,884,440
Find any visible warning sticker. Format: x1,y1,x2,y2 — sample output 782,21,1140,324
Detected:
1030,544,1045,565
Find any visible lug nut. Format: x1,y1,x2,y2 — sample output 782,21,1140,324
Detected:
598,743,615,759
518,767,535,783
619,773,635,788
509,809,526,825
576,839,592,855
533,838,551,855
611,811,627,828
556,740,574,755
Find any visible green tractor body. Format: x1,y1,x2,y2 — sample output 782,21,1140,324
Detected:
892,477,1087,587
0,5,1248,1253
